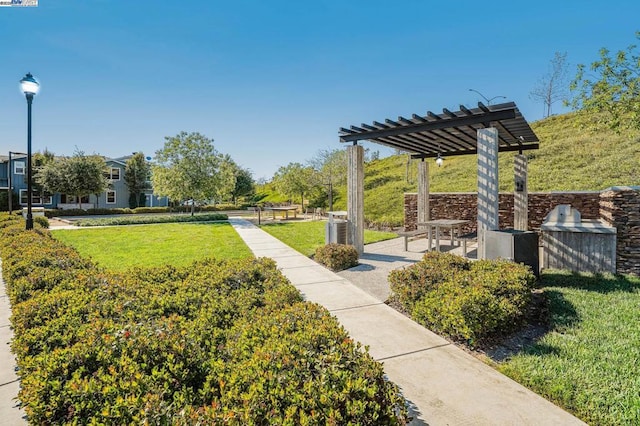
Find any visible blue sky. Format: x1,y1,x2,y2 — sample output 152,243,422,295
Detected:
1,1,639,180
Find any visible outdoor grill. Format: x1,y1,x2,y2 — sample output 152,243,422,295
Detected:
541,205,617,273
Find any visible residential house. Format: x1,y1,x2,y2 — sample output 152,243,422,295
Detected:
1,154,168,210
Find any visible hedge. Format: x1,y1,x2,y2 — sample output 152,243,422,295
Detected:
75,212,228,227
0,214,408,424
45,204,252,218
389,251,536,344
314,243,359,271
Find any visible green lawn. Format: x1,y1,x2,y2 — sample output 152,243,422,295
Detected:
260,220,398,257
52,222,253,270
498,271,640,425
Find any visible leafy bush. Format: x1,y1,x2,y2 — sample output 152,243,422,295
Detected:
33,216,49,228
389,252,536,344
314,243,359,271
76,212,228,226
0,215,408,424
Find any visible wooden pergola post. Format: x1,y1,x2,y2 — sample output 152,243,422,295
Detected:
477,127,500,259
347,144,364,254
514,154,528,230
417,159,430,229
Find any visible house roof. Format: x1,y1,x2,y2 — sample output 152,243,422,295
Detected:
339,101,539,159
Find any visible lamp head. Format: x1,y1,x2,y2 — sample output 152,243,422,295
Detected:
435,153,444,167
20,73,40,96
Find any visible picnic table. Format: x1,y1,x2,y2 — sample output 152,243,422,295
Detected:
417,219,470,251
265,206,299,220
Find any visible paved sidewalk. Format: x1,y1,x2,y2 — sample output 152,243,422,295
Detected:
0,260,27,425
230,218,586,426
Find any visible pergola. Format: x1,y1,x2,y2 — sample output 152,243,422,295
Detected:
339,101,539,257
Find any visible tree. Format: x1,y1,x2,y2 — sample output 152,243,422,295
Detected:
124,152,151,208
530,51,569,118
307,149,347,211
215,154,238,205
32,149,55,202
37,150,109,210
231,167,255,205
569,31,640,131
151,131,223,216
272,162,316,208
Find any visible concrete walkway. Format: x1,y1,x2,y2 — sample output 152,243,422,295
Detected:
0,260,27,424
230,218,586,426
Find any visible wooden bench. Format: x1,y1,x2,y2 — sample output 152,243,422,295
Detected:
458,232,477,256
397,229,429,251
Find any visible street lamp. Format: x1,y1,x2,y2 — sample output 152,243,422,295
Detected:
20,72,40,230
468,88,506,105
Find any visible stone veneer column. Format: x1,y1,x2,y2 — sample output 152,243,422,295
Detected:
514,154,528,230
347,144,364,254
477,128,499,259
417,159,430,229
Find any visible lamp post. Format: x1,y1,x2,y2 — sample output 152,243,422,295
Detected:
468,88,506,105
20,72,40,230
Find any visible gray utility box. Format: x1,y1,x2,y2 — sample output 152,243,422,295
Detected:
485,229,539,276
325,211,348,245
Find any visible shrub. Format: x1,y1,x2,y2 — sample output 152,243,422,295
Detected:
76,212,228,226
0,215,408,424
389,252,536,344
389,252,469,311
314,243,359,271
33,216,49,228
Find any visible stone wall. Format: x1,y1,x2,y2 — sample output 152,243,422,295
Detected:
404,188,640,275
600,187,640,275
404,191,600,233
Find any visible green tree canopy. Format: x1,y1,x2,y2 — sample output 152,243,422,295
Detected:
272,162,317,207
37,150,109,209
151,132,223,215
32,149,55,197
231,166,255,205
569,31,640,131
124,152,151,208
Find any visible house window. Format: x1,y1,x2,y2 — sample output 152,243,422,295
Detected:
14,161,25,175
107,167,120,180
61,194,89,204
106,190,116,204
19,190,51,205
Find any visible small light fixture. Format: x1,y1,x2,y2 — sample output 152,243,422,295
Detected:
435,153,444,167
20,72,40,96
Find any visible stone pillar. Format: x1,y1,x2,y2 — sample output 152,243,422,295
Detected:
477,127,499,259
514,154,528,230
347,144,364,255
417,159,430,229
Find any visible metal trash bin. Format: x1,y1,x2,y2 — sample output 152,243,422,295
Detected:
485,229,539,276
325,211,348,244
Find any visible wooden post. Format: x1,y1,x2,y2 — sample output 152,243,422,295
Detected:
514,154,528,230
347,144,364,254
477,127,499,259
417,159,430,229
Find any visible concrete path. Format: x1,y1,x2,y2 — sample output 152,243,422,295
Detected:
0,260,27,425
230,218,586,426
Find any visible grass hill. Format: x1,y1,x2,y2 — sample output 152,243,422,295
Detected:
258,111,640,226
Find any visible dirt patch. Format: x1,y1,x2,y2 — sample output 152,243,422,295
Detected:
47,218,72,227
